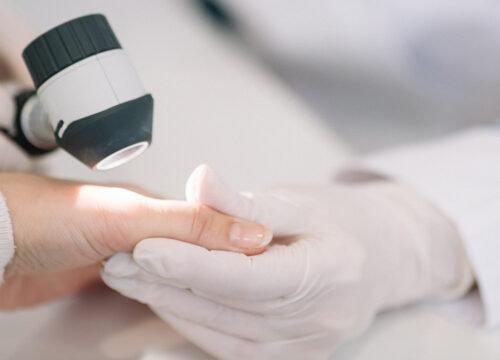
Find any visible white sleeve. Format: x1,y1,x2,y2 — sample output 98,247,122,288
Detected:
0,133,34,283
339,126,500,329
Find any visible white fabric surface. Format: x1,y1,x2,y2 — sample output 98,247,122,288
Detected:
346,126,500,328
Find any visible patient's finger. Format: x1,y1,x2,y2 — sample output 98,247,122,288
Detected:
128,197,272,254
75,184,272,257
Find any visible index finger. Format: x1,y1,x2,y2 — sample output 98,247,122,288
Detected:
75,185,273,256
127,197,273,255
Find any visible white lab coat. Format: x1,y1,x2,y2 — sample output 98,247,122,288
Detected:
360,127,500,328
218,0,500,149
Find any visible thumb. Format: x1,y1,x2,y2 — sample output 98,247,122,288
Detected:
185,164,307,236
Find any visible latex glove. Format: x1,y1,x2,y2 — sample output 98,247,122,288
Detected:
0,172,271,309
102,165,473,359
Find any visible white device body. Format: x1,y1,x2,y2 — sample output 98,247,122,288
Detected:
37,49,147,137
18,14,153,170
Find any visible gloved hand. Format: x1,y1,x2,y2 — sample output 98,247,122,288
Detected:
0,172,271,309
102,165,474,360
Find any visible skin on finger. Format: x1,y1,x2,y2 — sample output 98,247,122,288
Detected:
127,199,272,255
66,180,273,265
101,182,164,199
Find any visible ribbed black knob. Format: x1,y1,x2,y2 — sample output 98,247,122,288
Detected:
23,14,121,89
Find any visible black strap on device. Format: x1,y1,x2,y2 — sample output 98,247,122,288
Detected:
1,90,56,156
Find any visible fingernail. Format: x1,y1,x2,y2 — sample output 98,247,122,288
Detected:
229,221,273,248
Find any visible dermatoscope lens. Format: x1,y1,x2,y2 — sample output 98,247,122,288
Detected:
94,141,149,171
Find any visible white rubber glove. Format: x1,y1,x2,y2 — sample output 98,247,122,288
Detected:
102,165,473,360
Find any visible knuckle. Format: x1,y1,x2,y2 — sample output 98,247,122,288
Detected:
89,194,139,254
190,204,217,245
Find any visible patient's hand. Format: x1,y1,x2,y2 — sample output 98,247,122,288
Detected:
0,173,271,309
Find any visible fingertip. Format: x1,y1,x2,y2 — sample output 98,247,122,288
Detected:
238,246,268,256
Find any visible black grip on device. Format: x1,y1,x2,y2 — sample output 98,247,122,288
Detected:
3,90,56,156
23,14,121,89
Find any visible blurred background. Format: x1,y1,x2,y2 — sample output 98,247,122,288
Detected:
194,0,500,151
8,0,500,196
